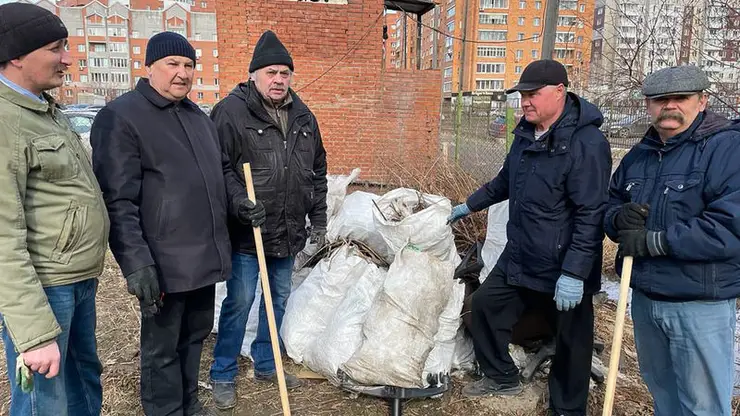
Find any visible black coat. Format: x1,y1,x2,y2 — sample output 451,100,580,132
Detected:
90,79,232,293
467,94,612,295
211,81,328,258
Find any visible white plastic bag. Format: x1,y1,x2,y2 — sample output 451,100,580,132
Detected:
302,264,388,385
423,279,466,386
479,201,509,283
341,247,455,388
281,244,377,363
450,327,476,372
372,188,456,264
326,191,391,260
326,168,361,220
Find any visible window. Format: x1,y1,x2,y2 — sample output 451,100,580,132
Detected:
532,49,539,58
78,59,87,68
196,63,203,71
443,67,453,78
515,65,522,73
558,16,577,26
77,28,84,36
554,48,574,59
443,81,452,92
197,92,204,100
132,30,141,38
214,64,219,72
90,58,108,68
518,17,525,25
133,46,141,54
215,93,220,100
479,13,507,25
479,30,507,41
576,51,582,59
201,1,207,7
475,79,505,91
518,33,525,41
533,17,540,26
134,61,141,69
555,32,576,43
532,33,539,42
80,74,89,83
519,0,525,8
477,46,506,57
579,4,585,12
111,73,129,84
476,63,505,73
64,74,73,82
535,1,541,8
65,90,74,97
78,45,86,52
108,27,126,37
447,21,454,34
559,0,577,9
447,6,455,17
577,36,583,44
480,0,508,8
91,72,109,83
108,43,127,53
516,49,523,58
92,43,106,53
212,49,218,57
87,27,105,36
197,78,203,85
214,78,219,85
196,49,202,58
110,58,128,68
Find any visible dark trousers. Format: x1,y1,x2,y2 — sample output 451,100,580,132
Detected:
470,267,594,416
140,284,215,416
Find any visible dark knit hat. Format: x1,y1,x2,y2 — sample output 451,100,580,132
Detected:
249,31,294,73
0,3,68,63
145,31,196,66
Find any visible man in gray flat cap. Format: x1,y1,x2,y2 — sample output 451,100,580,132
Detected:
604,65,740,416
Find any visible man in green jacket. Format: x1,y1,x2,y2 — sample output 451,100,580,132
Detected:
0,4,110,416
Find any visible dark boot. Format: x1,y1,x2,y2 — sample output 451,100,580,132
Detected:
462,376,523,397
254,372,303,389
211,381,237,410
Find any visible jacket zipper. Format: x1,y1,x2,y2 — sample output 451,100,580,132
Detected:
272,99,293,256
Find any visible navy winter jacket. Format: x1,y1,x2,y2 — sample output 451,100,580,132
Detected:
468,94,612,294
605,111,740,301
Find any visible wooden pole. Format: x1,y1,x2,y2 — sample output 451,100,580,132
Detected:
243,163,292,416
602,256,634,416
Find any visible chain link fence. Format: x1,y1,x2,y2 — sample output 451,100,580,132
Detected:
440,94,740,182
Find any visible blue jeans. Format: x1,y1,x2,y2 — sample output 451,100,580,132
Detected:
210,253,294,381
632,290,736,416
2,279,102,416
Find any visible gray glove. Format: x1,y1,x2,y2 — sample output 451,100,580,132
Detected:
310,228,327,248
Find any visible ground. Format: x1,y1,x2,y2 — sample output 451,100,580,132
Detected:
1,249,666,416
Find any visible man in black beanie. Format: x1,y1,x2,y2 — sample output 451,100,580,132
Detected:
0,3,111,416
90,31,237,416
209,30,327,409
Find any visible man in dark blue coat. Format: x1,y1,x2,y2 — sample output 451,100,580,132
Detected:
449,60,611,415
605,65,740,416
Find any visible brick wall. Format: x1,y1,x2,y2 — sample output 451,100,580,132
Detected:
216,0,442,182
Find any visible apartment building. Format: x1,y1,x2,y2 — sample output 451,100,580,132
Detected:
20,0,220,105
388,0,595,96
590,0,739,101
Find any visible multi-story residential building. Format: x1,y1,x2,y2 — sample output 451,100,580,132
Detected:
589,0,739,102
394,0,595,96
16,0,220,105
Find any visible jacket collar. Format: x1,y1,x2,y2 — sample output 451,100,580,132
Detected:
0,81,54,113
135,78,198,110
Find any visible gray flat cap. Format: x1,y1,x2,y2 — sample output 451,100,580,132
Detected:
642,65,710,98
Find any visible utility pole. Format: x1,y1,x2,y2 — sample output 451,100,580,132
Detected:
454,0,470,163
542,0,561,59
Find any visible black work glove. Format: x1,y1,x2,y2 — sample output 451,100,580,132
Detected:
237,198,266,228
125,266,162,317
310,227,327,248
613,203,650,231
618,229,669,258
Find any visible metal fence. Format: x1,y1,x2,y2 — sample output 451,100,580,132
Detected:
440,94,740,183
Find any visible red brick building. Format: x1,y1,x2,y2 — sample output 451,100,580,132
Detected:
216,0,443,180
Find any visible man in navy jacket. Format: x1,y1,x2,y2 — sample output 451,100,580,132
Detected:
449,60,612,415
605,65,740,416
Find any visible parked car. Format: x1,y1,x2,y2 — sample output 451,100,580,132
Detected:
488,115,507,137
61,110,97,154
608,114,651,138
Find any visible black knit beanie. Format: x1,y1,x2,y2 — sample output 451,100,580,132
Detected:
249,31,294,73
0,3,68,63
145,31,196,66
